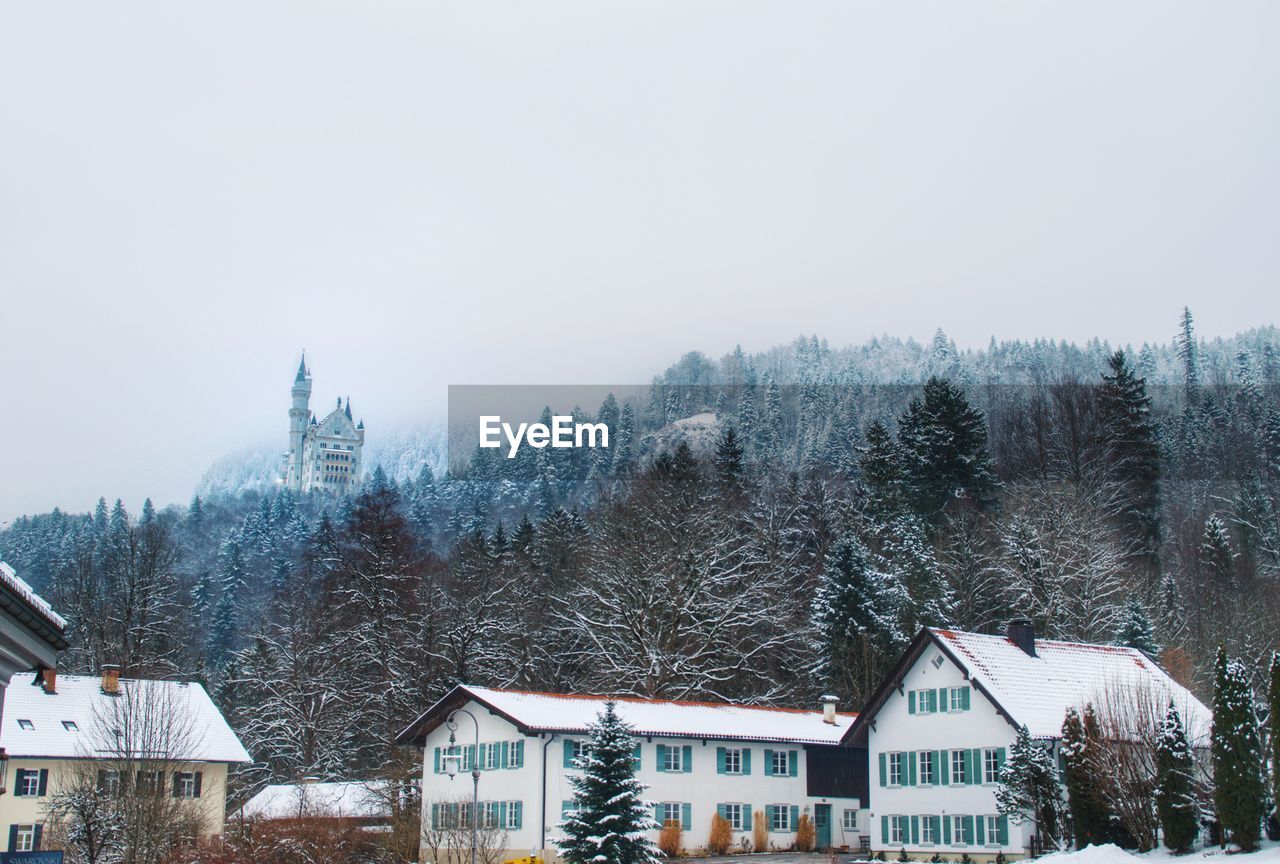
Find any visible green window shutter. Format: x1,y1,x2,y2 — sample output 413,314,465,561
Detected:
478,743,487,769
788,750,798,777
942,815,951,844
960,687,971,710
516,740,525,768
764,748,775,777
500,741,510,768
963,816,974,845
654,803,663,824
790,805,799,831
514,801,523,829
742,748,752,775
932,816,941,844
683,745,693,773
744,807,753,831
881,815,889,843
907,751,917,786
682,803,692,831
908,691,917,714
975,815,985,845
434,747,441,774
972,748,983,783
939,751,949,785
563,739,576,768
997,815,1009,846
656,744,668,772
432,803,440,829
717,747,726,774
499,801,508,827
633,743,642,769
938,688,948,712
910,815,919,845
996,747,1006,779
468,744,476,768
878,752,887,786
717,803,728,820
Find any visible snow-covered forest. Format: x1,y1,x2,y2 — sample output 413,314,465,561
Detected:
2,308,1278,800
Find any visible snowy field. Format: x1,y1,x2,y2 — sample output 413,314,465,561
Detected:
1034,844,1280,864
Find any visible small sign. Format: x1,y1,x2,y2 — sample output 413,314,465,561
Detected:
0,853,64,864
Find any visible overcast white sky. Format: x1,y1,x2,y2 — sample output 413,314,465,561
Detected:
1,2,1278,522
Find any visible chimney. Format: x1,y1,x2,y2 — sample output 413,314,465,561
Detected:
1007,620,1036,657
100,664,121,695
41,668,56,694
820,694,839,725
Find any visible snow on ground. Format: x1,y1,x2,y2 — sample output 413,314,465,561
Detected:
1036,843,1280,864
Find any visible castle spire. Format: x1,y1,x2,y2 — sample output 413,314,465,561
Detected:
295,352,308,383
344,397,353,421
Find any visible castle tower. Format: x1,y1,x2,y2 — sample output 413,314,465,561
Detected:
285,354,311,491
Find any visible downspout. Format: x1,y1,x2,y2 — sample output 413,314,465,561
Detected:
541,733,558,856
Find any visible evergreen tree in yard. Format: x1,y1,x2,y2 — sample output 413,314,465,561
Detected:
1155,702,1199,852
996,725,1063,848
1061,706,1111,848
1212,647,1266,850
1116,597,1159,657
1098,350,1162,560
557,701,661,864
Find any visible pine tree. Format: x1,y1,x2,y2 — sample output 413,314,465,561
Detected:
898,377,999,523
1061,705,1111,848
1176,307,1199,392
859,421,908,520
713,426,745,495
1098,350,1161,559
1116,598,1159,657
1212,647,1266,850
556,701,661,864
1268,652,1280,829
1155,702,1199,852
996,726,1063,848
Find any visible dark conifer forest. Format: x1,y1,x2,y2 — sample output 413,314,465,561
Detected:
3,310,1279,799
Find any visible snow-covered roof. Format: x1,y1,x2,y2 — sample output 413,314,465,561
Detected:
399,685,857,746
0,672,251,763
236,781,389,821
929,628,1212,742
0,561,67,630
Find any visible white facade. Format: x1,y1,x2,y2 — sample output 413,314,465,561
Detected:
405,688,866,862
284,356,365,495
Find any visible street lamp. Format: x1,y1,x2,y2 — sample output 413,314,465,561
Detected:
442,708,481,864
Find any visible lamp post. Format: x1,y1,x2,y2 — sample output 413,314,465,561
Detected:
442,708,481,864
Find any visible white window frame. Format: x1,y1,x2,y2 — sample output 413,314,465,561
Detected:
571,740,588,763
931,653,945,670
481,801,500,828
724,802,743,830
951,815,967,846
663,747,683,772
918,749,933,785
985,815,1000,846
484,745,500,771
176,772,198,799
949,687,966,711
101,770,121,796
723,747,743,775
505,741,522,768
950,749,967,784
14,825,35,853
888,751,903,786
505,801,521,830
921,814,937,845
983,748,1000,784
771,749,789,776
17,771,39,797
843,809,858,831
16,719,33,731
888,815,905,844
769,804,791,832
660,802,682,826
915,689,933,714
459,802,474,829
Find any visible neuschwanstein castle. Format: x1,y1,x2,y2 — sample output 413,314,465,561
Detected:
283,355,365,494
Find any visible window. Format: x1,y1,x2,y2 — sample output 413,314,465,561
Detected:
459,802,474,829
175,772,200,799
571,741,589,763
137,770,164,795
16,770,41,797
723,747,743,774
62,720,79,731
505,801,522,830
985,815,1000,846
888,751,904,786
951,815,967,845
921,815,937,844
983,748,1001,784
913,688,935,714
14,825,36,853
949,749,967,784
768,804,792,832
918,750,934,785
948,686,969,711
484,745,500,770
887,815,907,844
662,747,683,772
99,770,121,796
17,719,33,730
505,741,523,769
723,803,744,830
931,653,945,670
770,749,790,777
659,802,682,826
843,809,859,831
481,801,500,828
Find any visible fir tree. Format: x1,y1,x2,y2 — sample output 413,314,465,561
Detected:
556,701,661,864
1061,705,1111,848
995,725,1063,848
1155,702,1198,852
859,421,908,520
1176,307,1199,392
898,377,999,523
713,426,745,494
1098,350,1161,559
1269,652,1280,829
1116,598,1159,657
1212,647,1266,850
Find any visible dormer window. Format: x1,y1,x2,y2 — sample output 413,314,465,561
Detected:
62,720,79,731
17,719,34,730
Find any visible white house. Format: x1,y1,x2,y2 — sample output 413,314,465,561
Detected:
847,622,1211,861
396,685,868,862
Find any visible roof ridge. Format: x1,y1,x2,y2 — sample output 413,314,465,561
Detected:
466,685,857,717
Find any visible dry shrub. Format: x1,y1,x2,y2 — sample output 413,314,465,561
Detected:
659,819,683,857
752,810,768,852
795,812,816,852
708,813,732,855
168,818,394,864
